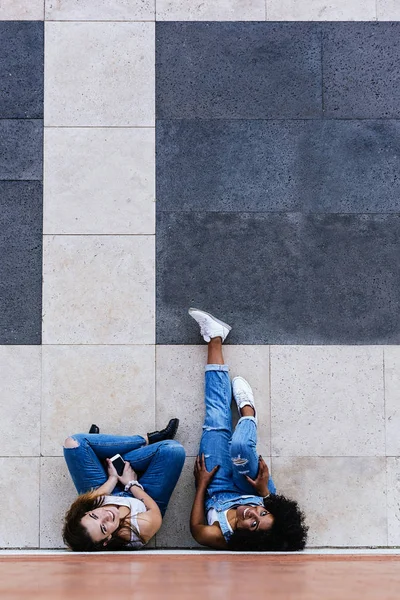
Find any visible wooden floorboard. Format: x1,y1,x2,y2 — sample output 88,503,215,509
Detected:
1,555,400,599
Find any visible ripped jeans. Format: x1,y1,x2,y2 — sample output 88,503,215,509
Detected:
199,365,276,503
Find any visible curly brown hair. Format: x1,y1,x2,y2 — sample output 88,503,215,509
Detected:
62,491,143,552
227,494,308,552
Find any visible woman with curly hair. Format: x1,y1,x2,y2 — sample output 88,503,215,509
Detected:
63,419,185,551
189,308,308,551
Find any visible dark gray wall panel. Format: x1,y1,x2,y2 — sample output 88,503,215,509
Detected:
157,212,400,345
0,120,43,180
157,119,400,213
323,23,400,119
0,21,44,118
0,182,42,344
156,22,322,119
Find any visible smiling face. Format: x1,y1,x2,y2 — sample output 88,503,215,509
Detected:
235,505,274,532
80,505,120,544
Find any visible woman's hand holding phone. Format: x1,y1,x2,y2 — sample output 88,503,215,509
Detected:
118,461,138,487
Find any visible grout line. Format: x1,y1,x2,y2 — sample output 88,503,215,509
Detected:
268,345,272,462
45,19,156,23
383,347,388,546
38,345,43,548
321,26,324,117
44,125,155,129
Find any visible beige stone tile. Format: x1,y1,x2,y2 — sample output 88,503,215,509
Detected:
44,128,155,235
0,346,41,456
156,345,270,458
271,346,385,457
44,22,154,126
377,0,400,19
0,1,44,19
40,457,76,548
267,0,376,20
384,347,400,456
387,457,400,546
45,0,154,20
41,345,155,456
0,458,39,548
156,457,200,548
42,235,154,344
272,456,387,547
156,0,265,20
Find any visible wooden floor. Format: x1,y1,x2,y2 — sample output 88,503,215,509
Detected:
1,554,400,600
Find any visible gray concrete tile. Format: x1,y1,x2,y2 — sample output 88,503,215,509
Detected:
157,0,265,20
0,120,42,180
272,457,387,547
157,212,400,345
378,0,400,19
0,346,41,456
271,346,385,457
41,345,155,456
323,23,400,118
156,22,322,119
0,22,43,118
45,22,154,126
42,235,154,345
0,458,39,548
0,182,42,345
156,345,270,457
157,119,400,213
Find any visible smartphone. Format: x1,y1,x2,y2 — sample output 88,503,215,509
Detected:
110,453,125,476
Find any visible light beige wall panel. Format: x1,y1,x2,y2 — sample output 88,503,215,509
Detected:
0,458,39,548
156,0,265,20
384,347,400,456
156,457,201,548
45,0,154,20
273,456,387,547
44,22,154,126
0,0,44,19
267,0,376,20
156,345,270,457
42,235,154,344
387,457,400,546
40,457,76,548
377,0,400,19
0,346,41,456
41,345,155,456
271,346,385,457
44,128,155,235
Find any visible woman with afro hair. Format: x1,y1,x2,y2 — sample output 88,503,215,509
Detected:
189,308,308,552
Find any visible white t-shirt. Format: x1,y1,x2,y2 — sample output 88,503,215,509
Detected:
103,495,147,548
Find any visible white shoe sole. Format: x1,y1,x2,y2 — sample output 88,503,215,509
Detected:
188,307,232,334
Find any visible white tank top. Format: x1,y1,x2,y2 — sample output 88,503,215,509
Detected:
103,495,147,536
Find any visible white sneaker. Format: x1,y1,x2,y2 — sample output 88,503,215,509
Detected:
188,307,232,343
232,376,257,422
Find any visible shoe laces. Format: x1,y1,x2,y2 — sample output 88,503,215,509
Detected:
234,388,253,405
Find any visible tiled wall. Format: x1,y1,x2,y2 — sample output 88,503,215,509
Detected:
1,1,400,550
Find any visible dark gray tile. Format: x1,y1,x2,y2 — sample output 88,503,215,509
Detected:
157,119,400,213
323,23,400,119
0,120,43,180
0,182,42,344
157,212,400,345
0,21,44,119
156,22,322,119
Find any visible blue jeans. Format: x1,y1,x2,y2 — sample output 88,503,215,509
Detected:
199,365,276,505
64,434,185,517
